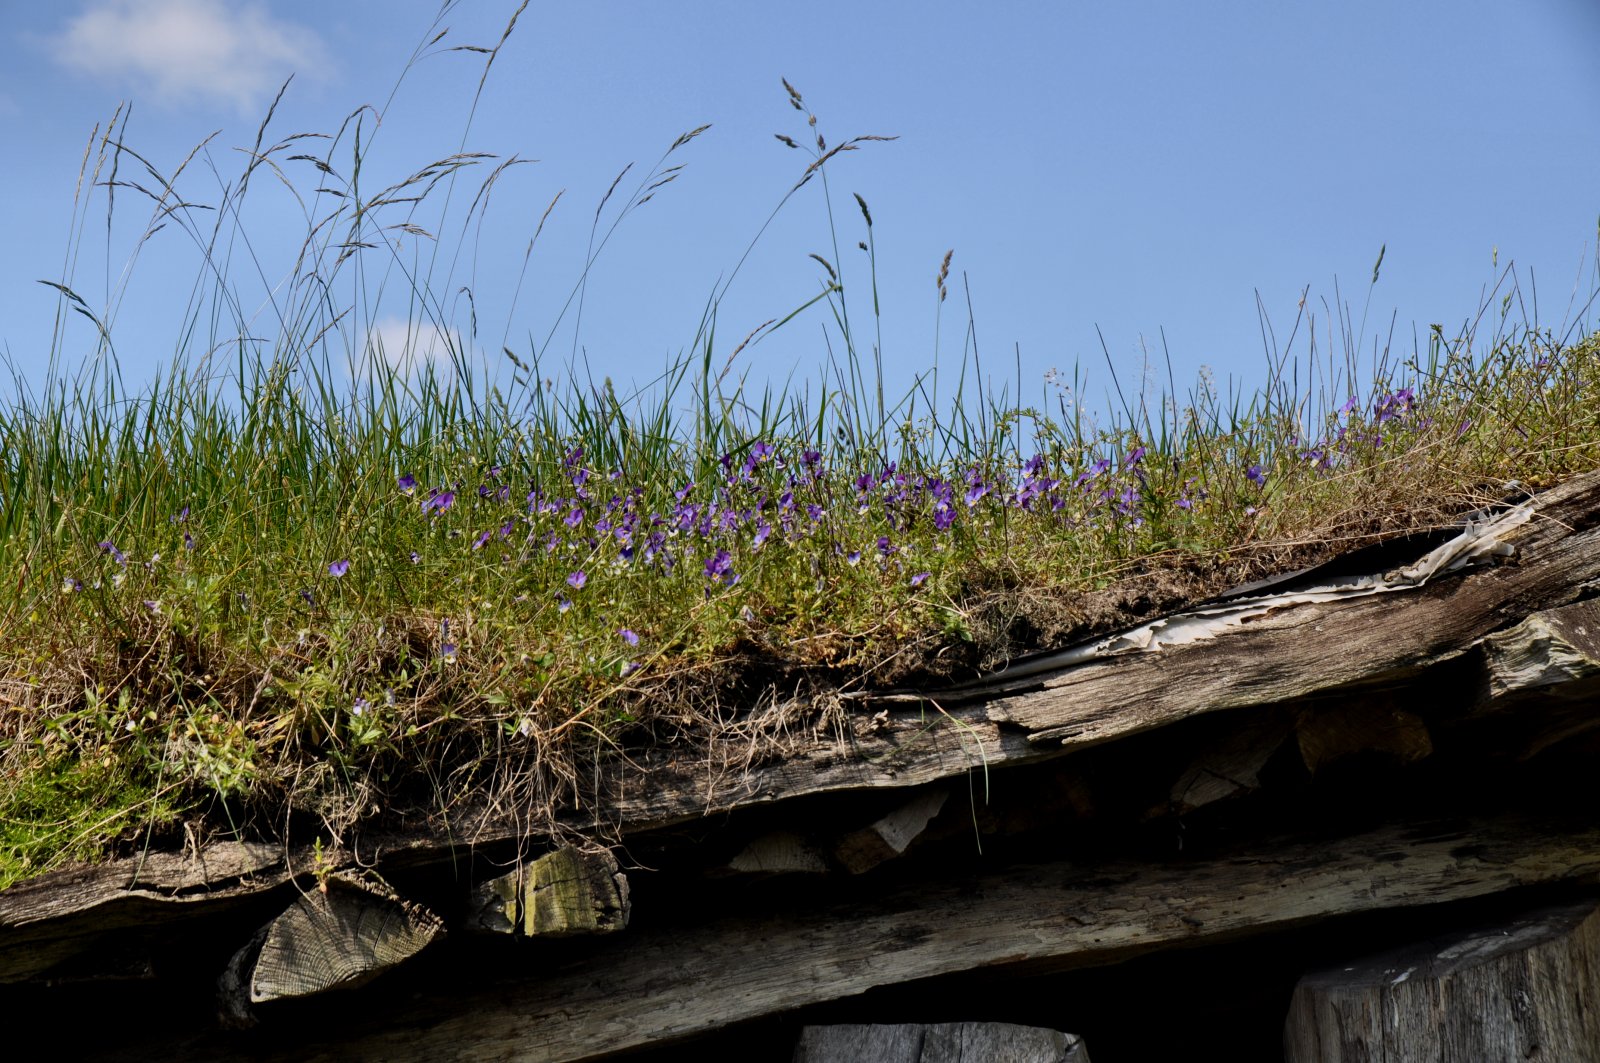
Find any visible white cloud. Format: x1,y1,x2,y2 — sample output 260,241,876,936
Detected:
49,0,329,115
359,318,467,382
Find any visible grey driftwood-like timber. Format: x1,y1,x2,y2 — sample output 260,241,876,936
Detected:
4,467,1600,1059
1283,898,1600,1062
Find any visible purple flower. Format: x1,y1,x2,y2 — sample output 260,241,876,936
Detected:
409,550,421,564
327,559,351,577
753,521,772,548
704,549,734,582
1246,464,1267,486
910,571,930,587
142,600,161,614
472,530,492,550
846,550,862,566
423,489,455,515
567,570,587,591
619,628,639,647
1124,446,1147,469
352,697,369,716
170,506,189,523
440,642,458,661
98,541,126,566
184,531,195,551
565,506,584,528
397,473,417,495
877,536,894,557
61,577,83,594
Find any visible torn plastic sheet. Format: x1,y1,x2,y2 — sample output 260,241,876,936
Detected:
952,501,1534,689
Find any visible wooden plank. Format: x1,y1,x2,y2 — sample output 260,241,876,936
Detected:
1284,898,1600,1062
243,815,1600,1062
0,841,290,983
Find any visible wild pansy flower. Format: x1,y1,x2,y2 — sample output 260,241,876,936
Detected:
398,473,417,495
1124,445,1147,469
423,488,455,515
619,628,639,647
170,506,189,523
910,571,930,587
704,549,734,583
98,541,127,566
409,550,421,564
472,530,492,551
61,577,83,594
846,550,862,566
567,570,587,591
557,596,573,613
327,559,350,577
183,531,195,551
352,697,369,717
1246,464,1267,486
142,600,161,614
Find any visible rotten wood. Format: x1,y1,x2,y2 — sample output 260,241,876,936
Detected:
793,1022,1091,1063
1283,898,1600,1062
468,845,629,937
190,814,1600,1062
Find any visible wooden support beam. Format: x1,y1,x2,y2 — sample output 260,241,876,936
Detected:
1284,898,1600,1062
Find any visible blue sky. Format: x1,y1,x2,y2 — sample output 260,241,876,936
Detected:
2,0,1598,420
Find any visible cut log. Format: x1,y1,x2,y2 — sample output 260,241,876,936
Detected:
1283,898,1600,1062
237,871,441,1008
720,831,830,876
793,1022,1090,1062
834,788,950,874
214,815,1600,1062
1168,712,1292,813
468,845,629,937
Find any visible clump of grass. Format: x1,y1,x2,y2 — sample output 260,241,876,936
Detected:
2,14,1597,889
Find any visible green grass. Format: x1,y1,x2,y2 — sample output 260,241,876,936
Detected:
2,12,1598,889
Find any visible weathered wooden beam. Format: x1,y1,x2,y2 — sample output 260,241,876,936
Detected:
240,815,1600,1062
468,845,629,937
1283,898,1600,1062
793,1022,1091,1063
0,841,290,984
